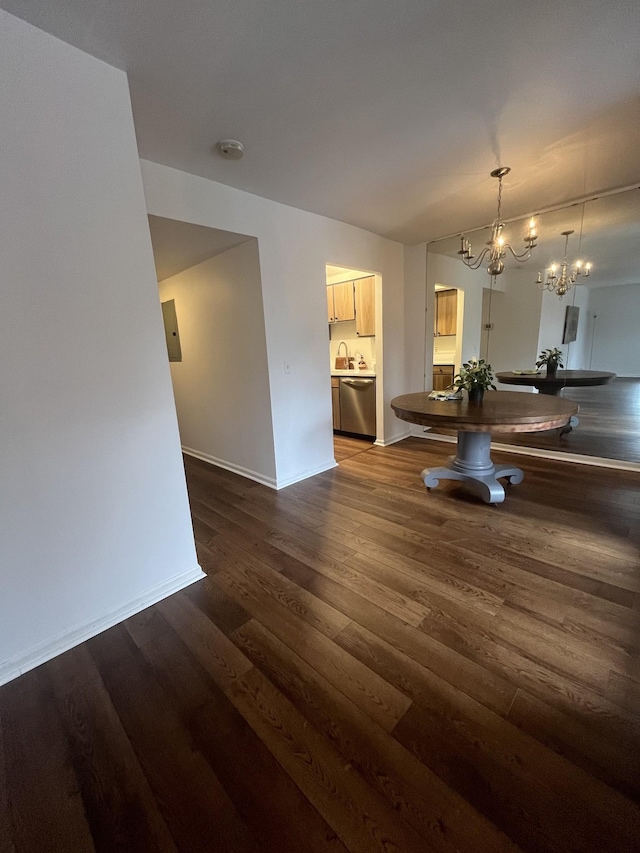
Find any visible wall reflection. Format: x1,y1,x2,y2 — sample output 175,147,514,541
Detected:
426,186,640,464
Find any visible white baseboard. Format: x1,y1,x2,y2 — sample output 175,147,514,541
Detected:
277,460,338,489
183,445,339,490
416,432,457,445
182,446,277,489
0,564,205,688
374,429,411,447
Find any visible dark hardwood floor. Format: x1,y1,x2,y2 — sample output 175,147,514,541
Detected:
333,433,374,462
2,441,640,851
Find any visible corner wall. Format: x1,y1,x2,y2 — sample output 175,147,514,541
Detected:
0,12,201,684
403,244,428,394
158,240,277,485
141,161,406,484
490,269,544,389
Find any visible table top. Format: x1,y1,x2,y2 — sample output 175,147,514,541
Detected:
391,390,578,434
496,370,615,388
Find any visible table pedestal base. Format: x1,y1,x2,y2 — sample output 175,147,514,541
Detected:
421,431,523,504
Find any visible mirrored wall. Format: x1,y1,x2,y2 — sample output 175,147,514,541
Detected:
426,185,640,465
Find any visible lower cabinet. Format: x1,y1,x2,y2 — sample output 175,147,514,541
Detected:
331,377,341,429
433,364,455,390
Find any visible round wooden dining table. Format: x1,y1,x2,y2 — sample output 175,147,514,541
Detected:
495,370,615,396
391,390,578,504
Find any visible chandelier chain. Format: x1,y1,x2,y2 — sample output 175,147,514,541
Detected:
577,203,585,255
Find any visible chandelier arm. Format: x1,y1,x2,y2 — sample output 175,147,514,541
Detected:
463,247,490,270
503,245,533,263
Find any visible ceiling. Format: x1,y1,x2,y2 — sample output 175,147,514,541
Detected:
148,216,251,281
3,0,639,243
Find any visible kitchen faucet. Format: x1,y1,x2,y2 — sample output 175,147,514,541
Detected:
335,341,354,370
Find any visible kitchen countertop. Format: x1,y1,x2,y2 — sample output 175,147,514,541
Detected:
331,370,376,377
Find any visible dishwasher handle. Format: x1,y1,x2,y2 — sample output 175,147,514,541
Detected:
342,379,374,388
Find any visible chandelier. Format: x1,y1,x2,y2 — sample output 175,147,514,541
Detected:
458,167,538,276
536,229,591,297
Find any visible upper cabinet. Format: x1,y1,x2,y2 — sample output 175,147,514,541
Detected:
327,281,355,323
434,288,457,336
327,276,375,336
355,276,375,336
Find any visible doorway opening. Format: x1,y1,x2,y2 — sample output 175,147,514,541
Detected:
326,264,381,461
148,215,278,488
432,284,464,391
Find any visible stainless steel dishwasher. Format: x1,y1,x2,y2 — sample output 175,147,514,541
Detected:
339,377,376,436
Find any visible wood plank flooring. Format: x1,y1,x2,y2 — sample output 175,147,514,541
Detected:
2,439,640,851
332,433,375,462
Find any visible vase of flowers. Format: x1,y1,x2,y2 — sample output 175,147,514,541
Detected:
536,347,564,378
454,357,497,404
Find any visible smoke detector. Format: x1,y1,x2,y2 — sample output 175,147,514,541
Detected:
216,139,245,160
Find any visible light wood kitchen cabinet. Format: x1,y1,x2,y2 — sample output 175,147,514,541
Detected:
355,276,375,337
331,376,341,429
327,281,355,323
434,288,457,336
432,364,455,391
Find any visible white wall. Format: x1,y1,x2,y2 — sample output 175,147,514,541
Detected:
400,244,429,438
585,284,640,376
142,161,406,480
490,269,544,390
0,12,201,685
158,240,277,485
403,244,428,393
537,285,591,369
